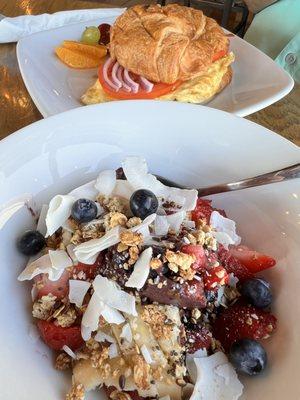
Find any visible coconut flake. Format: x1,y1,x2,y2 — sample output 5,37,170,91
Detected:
95,170,116,196
186,349,208,382
215,363,233,385
108,343,119,359
182,220,196,229
189,352,244,400
141,344,153,364
122,156,162,193
167,211,186,232
210,211,241,249
120,323,133,343
81,325,92,341
229,273,239,287
166,187,197,211
101,304,125,324
69,280,91,307
131,213,156,234
154,215,169,236
94,330,115,343
112,179,133,200
216,285,225,305
122,157,197,211
49,249,73,271
36,204,48,236
62,219,75,233
93,275,137,316
62,345,77,359
125,247,152,289
68,180,98,200
74,225,121,264
46,195,74,236
74,213,156,265
62,230,72,247
0,193,33,230
82,292,105,332
18,250,72,281
66,244,78,264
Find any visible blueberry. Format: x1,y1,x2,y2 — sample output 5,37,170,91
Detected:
230,338,267,375
71,198,98,223
130,189,158,219
241,278,272,308
17,230,46,256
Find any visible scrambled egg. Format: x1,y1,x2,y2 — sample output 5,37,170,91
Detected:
81,52,234,105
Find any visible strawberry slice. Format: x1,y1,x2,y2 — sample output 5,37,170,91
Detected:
203,266,229,290
213,304,277,351
37,320,84,351
191,199,213,223
229,245,276,273
186,326,212,353
72,262,98,280
217,245,254,281
181,244,207,271
35,252,104,299
191,198,226,224
35,270,70,299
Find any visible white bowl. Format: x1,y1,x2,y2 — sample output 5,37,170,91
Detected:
0,101,299,400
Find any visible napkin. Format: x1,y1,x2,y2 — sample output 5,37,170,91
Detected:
0,8,125,43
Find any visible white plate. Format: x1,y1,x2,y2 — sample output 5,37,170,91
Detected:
0,101,299,400
16,16,294,118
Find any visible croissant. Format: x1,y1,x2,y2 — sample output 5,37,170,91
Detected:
110,4,229,84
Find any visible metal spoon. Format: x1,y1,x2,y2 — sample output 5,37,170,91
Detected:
156,163,300,196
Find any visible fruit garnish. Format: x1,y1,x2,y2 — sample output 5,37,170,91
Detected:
229,338,267,375
37,320,84,350
213,303,277,351
217,245,254,281
34,270,70,299
71,198,98,223
203,265,229,290
62,40,106,58
130,189,158,219
241,278,272,308
191,198,226,224
55,41,107,69
181,244,207,271
186,325,212,353
17,230,46,256
81,26,100,45
229,245,276,273
98,23,111,45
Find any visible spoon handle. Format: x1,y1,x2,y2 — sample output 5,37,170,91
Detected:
198,163,300,196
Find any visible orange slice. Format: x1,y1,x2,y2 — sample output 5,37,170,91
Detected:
55,41,107,69
62,41,107,59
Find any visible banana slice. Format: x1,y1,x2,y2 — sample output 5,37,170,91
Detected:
73,304,186,400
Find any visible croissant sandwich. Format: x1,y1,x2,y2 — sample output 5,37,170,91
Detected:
81,4,234,105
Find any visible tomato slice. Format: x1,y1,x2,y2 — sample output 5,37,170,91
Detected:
98,62,181,100
99,48,227,100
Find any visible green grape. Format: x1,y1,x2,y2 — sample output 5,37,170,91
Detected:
81,26,100,45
